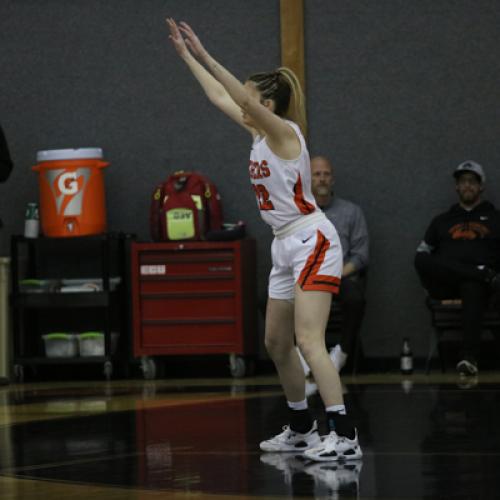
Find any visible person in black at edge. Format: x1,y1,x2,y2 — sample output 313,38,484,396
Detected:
415,161,500,377
0,124,13,386
0,123,14,203
0,123,13,231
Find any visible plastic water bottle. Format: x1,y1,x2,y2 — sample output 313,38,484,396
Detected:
400,337,413,375
24,202,40,238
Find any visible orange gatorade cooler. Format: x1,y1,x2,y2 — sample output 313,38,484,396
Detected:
33,148,109,237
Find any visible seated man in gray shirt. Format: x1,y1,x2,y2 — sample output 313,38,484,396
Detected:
299,156,369,374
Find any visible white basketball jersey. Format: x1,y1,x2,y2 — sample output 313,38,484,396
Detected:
248,120,318,231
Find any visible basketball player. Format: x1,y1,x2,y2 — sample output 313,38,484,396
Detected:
166,18,361,462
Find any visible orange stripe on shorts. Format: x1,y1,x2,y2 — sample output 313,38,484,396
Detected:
297,231,341,294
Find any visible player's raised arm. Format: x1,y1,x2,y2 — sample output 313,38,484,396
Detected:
177,20,299,155
166,18,254,134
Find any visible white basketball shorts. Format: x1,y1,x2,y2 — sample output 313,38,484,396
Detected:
268,217,343,300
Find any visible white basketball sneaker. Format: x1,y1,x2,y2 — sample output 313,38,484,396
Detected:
304,430,362,462
260,420,321,452
329,344,348,372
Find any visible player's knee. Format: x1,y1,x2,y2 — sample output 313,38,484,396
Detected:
264,334,290,361
295,333,323,362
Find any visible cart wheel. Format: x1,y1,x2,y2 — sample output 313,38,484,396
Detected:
14,364,24,383
229,354,246,378
103,361,113,380
141,356,157,380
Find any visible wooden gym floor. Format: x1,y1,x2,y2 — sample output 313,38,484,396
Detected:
0,371,499,499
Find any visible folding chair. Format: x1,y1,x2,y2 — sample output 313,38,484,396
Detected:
425,296,500,373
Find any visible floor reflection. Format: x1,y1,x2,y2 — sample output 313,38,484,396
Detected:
420,382,500,499
260,453,362,498
1,375,500,498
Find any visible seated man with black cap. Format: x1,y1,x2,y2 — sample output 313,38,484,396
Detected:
415,161,500,376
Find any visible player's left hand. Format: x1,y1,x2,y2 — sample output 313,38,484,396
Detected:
179,21,207,60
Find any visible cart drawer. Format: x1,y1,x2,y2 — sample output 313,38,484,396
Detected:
140,321,237,348
139,276,235,294
139,251,235,277
140,293,235,319
138,250,236,292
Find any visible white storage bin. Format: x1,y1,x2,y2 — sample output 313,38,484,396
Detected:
59,277,122,292
19,279,59,293
43,333,78,358
78,331,118,357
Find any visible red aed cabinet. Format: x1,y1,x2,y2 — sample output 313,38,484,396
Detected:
131,239,257,377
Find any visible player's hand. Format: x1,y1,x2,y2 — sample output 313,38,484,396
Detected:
166,18,190,58
179,21,207,60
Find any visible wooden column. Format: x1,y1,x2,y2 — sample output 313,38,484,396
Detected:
280,0,305,93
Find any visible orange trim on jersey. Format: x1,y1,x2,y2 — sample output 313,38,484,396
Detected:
297,230,341,295
293,174,316,215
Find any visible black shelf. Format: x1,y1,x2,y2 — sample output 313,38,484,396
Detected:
9,232,133,381
12,291,114,308
13,356,111,365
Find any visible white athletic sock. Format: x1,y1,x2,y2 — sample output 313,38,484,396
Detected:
287,399,308,411
325,404,346,415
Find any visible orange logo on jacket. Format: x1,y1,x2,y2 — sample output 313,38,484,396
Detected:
449,222,490,240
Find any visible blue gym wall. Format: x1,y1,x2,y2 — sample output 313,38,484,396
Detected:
1,1,499,361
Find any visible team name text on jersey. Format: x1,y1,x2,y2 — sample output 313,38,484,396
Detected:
249,160,271,179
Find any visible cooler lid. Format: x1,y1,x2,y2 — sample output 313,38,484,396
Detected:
36,148,103,162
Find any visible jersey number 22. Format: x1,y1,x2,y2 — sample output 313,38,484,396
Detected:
253,184,275,210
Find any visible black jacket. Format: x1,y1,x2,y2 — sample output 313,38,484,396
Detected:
421,201,500,269
0,125,13,228
0,125,13,183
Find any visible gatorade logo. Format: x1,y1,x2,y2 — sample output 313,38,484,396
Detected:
58,172,79,195
46,168,91,215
